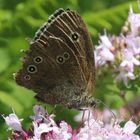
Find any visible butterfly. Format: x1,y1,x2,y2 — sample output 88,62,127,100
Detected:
15,8,96,109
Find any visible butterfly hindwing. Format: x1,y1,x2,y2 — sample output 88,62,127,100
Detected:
15,35,86,106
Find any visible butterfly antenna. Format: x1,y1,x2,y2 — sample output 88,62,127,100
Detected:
95,98,117,124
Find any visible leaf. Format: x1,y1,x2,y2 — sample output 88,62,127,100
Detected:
0,91,23,113
0,48,10,73
88,25,98,37
83,1,138,37
7,81,35,108
0,10,11,21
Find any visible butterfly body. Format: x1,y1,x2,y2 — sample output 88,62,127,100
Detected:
15,8,96,109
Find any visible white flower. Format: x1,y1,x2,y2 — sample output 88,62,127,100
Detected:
99,46,114,61
95,35,115,67
3,113,23,131
100,35,113,48
115,67,135,85
43,114,56,126
76,115,140,140
127,36,140,55
33,122,59,140
33,120,72,140
55,121,72,140
94,50,105,67
30,105,56,127
123,120,138,134
30,105,47,123
128,7,140,36
4,106,140,140
95,45,114,66
120,48,140,72
33,105,46,116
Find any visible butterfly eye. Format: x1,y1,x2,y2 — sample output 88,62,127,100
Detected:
71,32,79,41
27,65,37,73
34,56,43,64
24,75,31,80
63,52,70,60
56,55,65,64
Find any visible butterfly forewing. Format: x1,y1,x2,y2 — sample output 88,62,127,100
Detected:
38,10,95,91
47,9,95,95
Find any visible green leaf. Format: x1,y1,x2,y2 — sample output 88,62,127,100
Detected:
7,81,35,108
0,48,10,73
0,91,23,112
0,10,11,21
83,1,138,38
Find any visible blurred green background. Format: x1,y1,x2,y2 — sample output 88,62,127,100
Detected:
0,0,139,139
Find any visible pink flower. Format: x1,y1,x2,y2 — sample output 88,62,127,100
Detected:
30,105,47,123
95,35,115,67
127,36,140,55
3,113,23,131
76,115,140,140
4,106,140,140
94,51,104,67
120,48,140,72
115,47,140,85
32,111,72,140
56,121,72,140
100,35,113,48
128,6,140,36
115,66,135,85
33,122,59,140
123,120,138,134
97,45,114,61
33,105,46,116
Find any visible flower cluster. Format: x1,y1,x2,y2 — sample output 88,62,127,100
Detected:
3,105,140,140
94,6,140,85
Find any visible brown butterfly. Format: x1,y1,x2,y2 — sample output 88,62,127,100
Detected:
15,8,96,109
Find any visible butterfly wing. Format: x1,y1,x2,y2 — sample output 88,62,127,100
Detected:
16,36,86,105
36,9,95,95
15,9,95,107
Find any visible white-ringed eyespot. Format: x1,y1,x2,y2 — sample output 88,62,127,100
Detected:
27,65,37,74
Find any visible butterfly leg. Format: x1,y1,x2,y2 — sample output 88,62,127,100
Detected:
76,109,87,129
